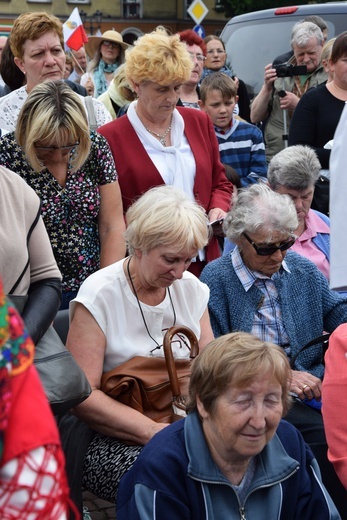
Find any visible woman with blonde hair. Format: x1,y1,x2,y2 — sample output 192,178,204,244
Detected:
60,185,214,514
0,80,125,308
99,27,233,277
98,64,137,119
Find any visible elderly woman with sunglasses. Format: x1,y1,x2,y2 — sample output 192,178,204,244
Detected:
200,182,347,518
0,80,126,309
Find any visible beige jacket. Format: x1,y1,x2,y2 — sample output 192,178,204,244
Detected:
0,165,61,294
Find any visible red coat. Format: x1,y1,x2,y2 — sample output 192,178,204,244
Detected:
98,107,233,262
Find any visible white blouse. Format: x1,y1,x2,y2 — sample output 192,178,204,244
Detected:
71,258,209,372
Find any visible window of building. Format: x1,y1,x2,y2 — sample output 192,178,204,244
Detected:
66,0,91,5
123,0,142,18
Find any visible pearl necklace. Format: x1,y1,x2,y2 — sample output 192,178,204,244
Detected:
144,115,173,146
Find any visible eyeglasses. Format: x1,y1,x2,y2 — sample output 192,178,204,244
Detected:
206,49,226,55
242,232,296,256
188,52,206,63
102,40,120,48
34,143,79,156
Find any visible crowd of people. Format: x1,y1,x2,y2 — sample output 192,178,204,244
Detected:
1,9,347,520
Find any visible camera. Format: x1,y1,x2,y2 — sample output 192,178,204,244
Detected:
273,63,308,77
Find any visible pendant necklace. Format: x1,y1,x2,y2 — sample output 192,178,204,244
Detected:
126,256,176,353
144,115,173,146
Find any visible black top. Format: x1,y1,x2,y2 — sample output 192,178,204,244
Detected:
288,83,345,169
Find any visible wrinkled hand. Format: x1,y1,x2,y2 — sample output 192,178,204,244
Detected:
279,91,299,112
290,370,322,401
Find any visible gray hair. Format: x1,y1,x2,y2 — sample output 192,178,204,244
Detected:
291,21,324,48
223,183,298,243
125,185,210,254
302,15,328,34
267,145,321,191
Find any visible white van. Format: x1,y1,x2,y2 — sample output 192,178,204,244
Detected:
221,3,347,99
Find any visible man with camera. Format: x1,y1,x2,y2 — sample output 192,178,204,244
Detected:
251,21,327,162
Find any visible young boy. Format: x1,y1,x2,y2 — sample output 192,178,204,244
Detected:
199,72,267,187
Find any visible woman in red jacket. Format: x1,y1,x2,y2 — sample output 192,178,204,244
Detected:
98,26,233,276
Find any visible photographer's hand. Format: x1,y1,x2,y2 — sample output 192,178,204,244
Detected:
250,64,277,123
279,91,300,112
264,63,277,90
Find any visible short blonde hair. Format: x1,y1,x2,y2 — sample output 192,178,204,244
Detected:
125,26,192,86
16,81,91,172
112,64,136,103
10,12,64,60
187,332,292,416
125,185,210,254
322,37,336,63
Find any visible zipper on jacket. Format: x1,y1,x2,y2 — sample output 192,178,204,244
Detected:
239,507,246,520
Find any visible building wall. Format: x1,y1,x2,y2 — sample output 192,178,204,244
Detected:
0,0,227,38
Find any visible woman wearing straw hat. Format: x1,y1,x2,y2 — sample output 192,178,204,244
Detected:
81,30,128,97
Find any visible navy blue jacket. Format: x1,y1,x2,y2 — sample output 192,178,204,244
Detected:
117,412,340,519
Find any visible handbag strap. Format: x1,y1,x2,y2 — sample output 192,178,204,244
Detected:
8,205,41,294
289,333,330,369
163,326,199,399
85,96,98,132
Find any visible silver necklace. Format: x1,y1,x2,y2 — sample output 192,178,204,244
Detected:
126,257,176,353
144,116,173,146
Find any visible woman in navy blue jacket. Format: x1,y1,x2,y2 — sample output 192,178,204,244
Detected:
117,332,340,520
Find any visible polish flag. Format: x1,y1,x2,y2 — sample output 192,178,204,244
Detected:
63,8,88,51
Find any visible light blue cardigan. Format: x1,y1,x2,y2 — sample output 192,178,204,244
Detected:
200,250,347,379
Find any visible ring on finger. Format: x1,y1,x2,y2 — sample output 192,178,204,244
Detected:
302,384,310,391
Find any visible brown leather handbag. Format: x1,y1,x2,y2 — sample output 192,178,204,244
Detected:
100,326,199,423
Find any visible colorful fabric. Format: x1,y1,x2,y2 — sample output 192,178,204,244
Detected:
0,279,72,518
0,132,118,293
94,60,119,97
0,286,34,460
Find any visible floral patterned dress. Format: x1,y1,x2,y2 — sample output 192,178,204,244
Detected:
0,132,118,294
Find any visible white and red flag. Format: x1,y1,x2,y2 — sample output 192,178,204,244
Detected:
63,8,88,51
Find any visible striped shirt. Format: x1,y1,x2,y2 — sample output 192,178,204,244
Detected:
215,118,267,187
231,247,291,352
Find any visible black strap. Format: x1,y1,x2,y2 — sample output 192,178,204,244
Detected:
289,333,330,369
8,204,41,294
110,98,121,116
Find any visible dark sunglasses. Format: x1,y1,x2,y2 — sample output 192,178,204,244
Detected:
242,232,296,256
102,40,120,48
